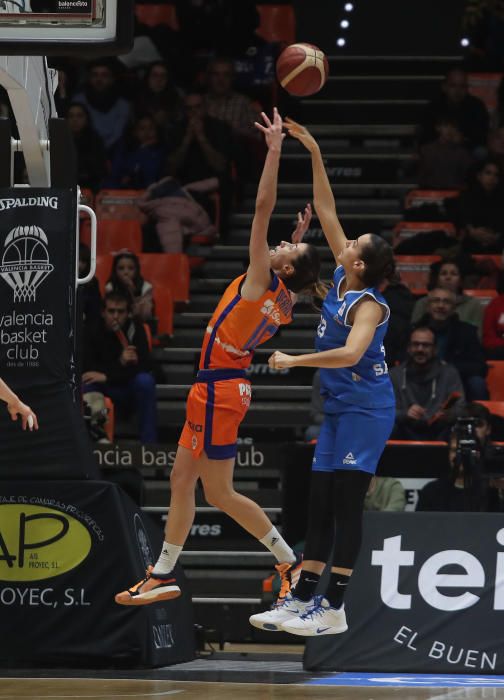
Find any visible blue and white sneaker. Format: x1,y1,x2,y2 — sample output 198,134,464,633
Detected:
280,595,348,636
249,592,314,632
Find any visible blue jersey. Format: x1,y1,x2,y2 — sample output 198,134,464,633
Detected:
315,266,395,410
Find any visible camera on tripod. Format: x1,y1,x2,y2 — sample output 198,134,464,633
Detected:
453,415,504,481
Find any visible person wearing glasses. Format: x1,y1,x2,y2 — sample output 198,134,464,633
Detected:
389,326,465,440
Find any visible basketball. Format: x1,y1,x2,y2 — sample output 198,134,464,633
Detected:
276,43,329,97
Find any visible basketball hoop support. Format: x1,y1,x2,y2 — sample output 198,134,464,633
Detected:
0,55,57,186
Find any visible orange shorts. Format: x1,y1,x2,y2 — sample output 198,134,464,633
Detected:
179,370,252,459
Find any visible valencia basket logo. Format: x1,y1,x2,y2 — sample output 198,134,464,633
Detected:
0,226,54,303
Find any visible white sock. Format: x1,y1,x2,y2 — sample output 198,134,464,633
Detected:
152,541,183,576
259,527,296,564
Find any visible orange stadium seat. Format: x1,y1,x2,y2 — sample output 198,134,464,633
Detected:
95,189,146,221
256,4,296,44
464,289,497,307
137,253,190,304
404,189,460,210
395,255,440,294
95,220,143,255
486,361,504,401
392,221,456,249
468,72,504,116
476,400,504,420
103,396,115,442
135,3,179,30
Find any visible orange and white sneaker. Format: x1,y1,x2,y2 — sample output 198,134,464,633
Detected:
115,566,181,606
275,551,303,601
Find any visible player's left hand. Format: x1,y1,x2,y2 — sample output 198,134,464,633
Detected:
254,108,285,151
269,351,295,370
8,401,38,431
291,203,312,244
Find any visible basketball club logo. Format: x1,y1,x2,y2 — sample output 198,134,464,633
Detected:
0,225,54,302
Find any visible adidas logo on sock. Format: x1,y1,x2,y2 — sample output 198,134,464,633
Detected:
271,537,279,546
343,452,357,465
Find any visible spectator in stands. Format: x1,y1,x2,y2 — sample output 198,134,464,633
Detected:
82,291,157,444
416,117,473,189
73,60,132,154
107,115,166,189
305,370,323,441
66,102,108,192
390,326,465,440
418,286,489,399
445,158,504,234
411,258,483,333
382,272,419,365
136,61,184,134
417,402,500,511
419,68,489,151
461,223,503,254
462,0,504,71
364,477,406,511
165,90,233,185
488,126,504,171
204,57,261,141
165,90,234,231
104,252,154,323
483,270,504,358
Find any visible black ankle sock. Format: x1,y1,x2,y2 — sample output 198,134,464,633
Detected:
325,572,350,609
293,570,320,601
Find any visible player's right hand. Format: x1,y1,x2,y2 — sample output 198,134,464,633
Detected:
254,108,285,151
291,203,313,244
7,401,39,431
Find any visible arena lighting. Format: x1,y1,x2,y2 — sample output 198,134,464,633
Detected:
460,37,470,47
344,3,354,11
337,37,346,47
340,19,350,28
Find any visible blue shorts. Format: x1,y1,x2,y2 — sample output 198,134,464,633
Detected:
313,400,395,475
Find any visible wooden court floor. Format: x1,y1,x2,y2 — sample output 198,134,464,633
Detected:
3,678,504,700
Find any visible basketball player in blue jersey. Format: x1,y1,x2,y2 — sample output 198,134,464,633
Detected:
250,119,396,636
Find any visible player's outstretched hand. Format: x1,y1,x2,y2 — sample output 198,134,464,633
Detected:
269,351,295,370
254,107,285,151
8,400,39,431
291,203,312,244
285,118,319,153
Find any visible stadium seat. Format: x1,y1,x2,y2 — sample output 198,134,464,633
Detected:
464,289,497,307
486,361,504,401
137,252,190,304
103,396,115,442
468,72,504,116
404,190,461,210
476,400,504,420
392,221,456,249
395,255,440,294
256,4,296,44
94,254,112,294
95,189,146,221
91,220,143,255
135,3,179,30
152,285,174,337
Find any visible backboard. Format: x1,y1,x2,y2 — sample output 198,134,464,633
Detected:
0,0,133,56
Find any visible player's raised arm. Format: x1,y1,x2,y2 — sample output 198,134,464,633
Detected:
241,108,285,300
0,378,38,430
285,118,347,263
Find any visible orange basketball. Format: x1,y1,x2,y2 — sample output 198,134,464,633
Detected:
276,43,329,97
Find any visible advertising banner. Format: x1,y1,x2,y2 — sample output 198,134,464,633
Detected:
0,480,195,667
305,512,504,673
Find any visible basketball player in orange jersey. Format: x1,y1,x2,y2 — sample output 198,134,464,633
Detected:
115,108,323,606
0,377,38,430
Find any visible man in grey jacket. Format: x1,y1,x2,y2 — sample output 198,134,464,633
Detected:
390,326,465,440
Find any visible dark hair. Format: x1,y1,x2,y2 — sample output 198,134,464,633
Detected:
103,290,132,312
428,258,464,292
408,325,435,343
108,251,145,298
285,244,325,296
458,401,491,424
359,233,396,288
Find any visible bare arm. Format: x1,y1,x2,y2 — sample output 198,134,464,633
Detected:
241,109,285,301
269,300,383,369
285,118,347,262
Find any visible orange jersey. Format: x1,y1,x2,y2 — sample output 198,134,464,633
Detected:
199,273,293,370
